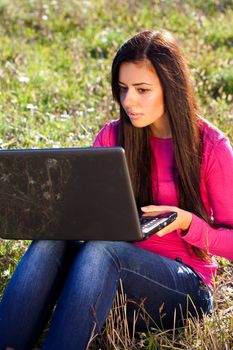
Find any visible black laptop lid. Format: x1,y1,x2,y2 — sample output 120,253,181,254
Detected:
0,147,143,241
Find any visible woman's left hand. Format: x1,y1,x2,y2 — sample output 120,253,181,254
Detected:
141,205,192,237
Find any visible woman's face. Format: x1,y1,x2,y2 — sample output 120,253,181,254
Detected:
118,59,170,137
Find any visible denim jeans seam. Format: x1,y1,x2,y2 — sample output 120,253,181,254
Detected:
92,276,119,321
121,267,189,297
103,247,121,273
102,245,193,297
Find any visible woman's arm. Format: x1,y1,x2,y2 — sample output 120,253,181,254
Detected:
142,137,233,260
182,137,233,260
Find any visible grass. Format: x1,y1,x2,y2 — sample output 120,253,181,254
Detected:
88,274,233,349
0,0,232,348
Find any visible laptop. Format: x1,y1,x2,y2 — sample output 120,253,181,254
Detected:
0,147,176,241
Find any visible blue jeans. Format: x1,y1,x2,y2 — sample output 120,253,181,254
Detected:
0,240,213,350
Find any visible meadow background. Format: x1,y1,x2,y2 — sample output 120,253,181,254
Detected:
0,0,232,348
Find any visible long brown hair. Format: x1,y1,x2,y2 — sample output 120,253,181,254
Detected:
111,29,210,260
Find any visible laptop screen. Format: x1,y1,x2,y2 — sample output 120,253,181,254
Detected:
0,148,142,241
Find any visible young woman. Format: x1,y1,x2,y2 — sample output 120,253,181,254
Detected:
0,29,232,350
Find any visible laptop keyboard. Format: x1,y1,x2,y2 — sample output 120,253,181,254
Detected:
139,216,160,234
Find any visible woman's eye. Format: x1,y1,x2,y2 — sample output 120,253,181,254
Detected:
138,88,149,93
119,86,127,92
118,86,149,93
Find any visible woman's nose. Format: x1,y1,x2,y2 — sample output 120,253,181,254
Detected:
121,89,136,108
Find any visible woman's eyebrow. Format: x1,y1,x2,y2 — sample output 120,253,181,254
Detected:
118,81,153,86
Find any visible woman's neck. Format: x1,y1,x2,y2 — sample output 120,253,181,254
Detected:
150,114,172,138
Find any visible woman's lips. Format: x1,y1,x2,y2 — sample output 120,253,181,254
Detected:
127,111,142,120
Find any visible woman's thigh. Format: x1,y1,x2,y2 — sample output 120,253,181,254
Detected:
99,241,213,330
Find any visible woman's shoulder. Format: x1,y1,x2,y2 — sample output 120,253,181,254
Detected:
93,119,120,147
199,118,229,147
198,118,232,161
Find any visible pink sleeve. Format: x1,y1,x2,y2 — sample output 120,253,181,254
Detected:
182,137,233,260
93,121,119,147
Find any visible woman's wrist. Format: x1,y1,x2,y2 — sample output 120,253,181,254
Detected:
181,211,192,233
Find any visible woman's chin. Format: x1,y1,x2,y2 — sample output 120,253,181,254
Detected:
130,119,147,128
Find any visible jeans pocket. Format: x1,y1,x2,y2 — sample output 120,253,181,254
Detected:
197,278,213,313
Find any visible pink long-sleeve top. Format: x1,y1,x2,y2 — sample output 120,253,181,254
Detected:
93,119,233,289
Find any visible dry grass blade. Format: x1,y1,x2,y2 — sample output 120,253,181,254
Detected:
88,266,233,350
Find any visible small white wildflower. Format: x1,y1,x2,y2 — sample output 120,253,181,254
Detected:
100,30,108,36
60,112,70,120
49,114,56,121
26,104,37,110
86,107,95,113
101,37,108,43
3,269,10,277
76,111,84,116
18,76,30,83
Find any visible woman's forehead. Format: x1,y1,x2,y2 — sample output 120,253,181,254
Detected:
119,60,159,85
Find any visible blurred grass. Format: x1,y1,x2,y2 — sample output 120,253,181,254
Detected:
0,0,232,349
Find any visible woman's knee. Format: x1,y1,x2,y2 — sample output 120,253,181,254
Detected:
12,240,70,281
27,240,68,263
81,240,129,260
77,241,131,277
30,240,67,254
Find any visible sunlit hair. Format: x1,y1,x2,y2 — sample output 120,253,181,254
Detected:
111,29,210,260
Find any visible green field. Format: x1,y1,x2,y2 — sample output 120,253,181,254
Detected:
0,0,232,348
